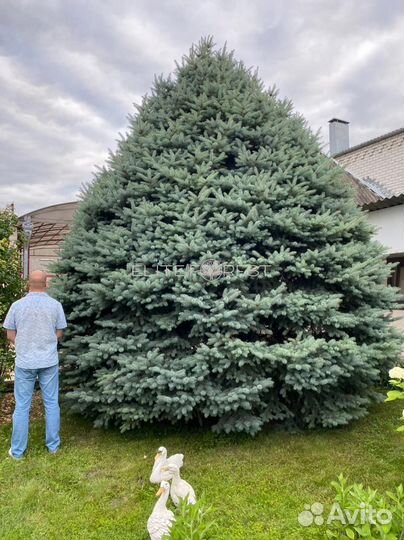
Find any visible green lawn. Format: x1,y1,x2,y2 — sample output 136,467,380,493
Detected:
0,400,403,540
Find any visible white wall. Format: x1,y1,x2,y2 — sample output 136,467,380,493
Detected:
367,204,404,254
367,205,404,341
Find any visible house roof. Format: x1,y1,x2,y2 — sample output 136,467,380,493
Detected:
333,127,404,158
334,128,404,198
362,193,404,211
340,169,384,207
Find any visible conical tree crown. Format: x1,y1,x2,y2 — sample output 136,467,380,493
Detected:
53,38,401,435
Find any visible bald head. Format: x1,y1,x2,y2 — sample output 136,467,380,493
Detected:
28,270,47,292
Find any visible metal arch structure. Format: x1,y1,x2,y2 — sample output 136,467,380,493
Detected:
19,202,78,247
18,201,79,275
27,221,71,248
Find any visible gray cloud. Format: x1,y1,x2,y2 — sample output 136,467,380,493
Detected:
0,0,403,214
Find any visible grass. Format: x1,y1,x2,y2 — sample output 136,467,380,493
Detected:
0,400,403,540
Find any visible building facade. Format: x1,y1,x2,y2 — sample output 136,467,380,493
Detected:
330,120,404,332
331,122,404,292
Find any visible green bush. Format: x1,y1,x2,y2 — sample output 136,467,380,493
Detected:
0,207,25,395
163,497,217,540
325,474,404,539
0,346,15,395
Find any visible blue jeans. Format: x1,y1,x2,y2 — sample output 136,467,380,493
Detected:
11,364,60,458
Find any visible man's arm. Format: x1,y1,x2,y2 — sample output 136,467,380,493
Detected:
55,302,67,342
3,303,16,344
6,329,16,345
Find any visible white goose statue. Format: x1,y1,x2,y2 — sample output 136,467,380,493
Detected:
147,480,175,540
150,446,184,484
161,463,196,507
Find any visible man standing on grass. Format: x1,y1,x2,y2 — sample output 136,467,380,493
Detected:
2,270,67,460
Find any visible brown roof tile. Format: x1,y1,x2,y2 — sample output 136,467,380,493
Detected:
341,169,383,206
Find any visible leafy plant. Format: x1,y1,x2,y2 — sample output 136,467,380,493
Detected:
325,474,404,539
0,206,25,395
163,497,217,540
385,367,404,432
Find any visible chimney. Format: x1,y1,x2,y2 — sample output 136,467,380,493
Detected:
329,118,349,156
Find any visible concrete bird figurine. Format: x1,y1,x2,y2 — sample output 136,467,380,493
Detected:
147,480,175,540
161,463,196,507
150,446,184,484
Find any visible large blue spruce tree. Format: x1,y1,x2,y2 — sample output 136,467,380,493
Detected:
53,39,401,435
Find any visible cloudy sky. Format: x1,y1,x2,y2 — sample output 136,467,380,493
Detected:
0,0,403,215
